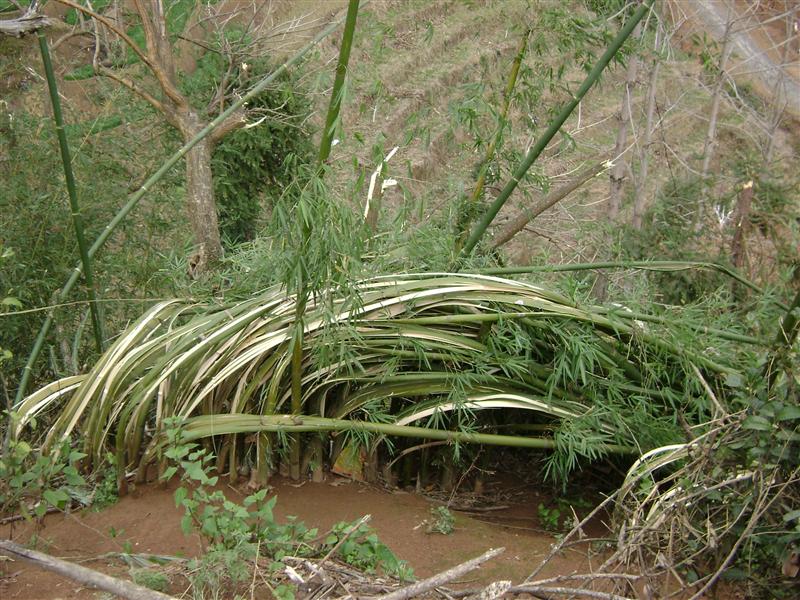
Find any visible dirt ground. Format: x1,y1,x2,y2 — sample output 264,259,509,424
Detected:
0,477,599,599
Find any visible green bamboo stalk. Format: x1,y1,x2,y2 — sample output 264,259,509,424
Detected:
318,0,360,164
456,27,530,249
286,0,359,478
15,11,358,406
37,31,105,355
476,260,778,305
170,414,637,455
460,0,654,256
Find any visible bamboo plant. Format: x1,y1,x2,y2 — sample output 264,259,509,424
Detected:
37,31,105,354
460,0,655,257
14,272,751,487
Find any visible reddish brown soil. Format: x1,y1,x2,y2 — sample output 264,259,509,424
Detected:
1,477,596,599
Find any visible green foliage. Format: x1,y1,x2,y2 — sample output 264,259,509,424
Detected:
130,568,170,592
0,419,88,519
537,502,562,532
325,520,413,580
179,31,315,246
582,0,627,18
622,177,730,304
90,459,119,510
0,90,183,391
160,419,411,598
427,506,455,535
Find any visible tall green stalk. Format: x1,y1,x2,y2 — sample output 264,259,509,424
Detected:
460,0,654,256
287,0,360,480
37,31,105,355
456,27,530,250
15,13,356,406
318,0,360,164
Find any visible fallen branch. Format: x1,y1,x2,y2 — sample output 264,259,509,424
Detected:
376,547,504,600
0,539,176,600
0,7,50,37
491,159,608,250
510,586,634,600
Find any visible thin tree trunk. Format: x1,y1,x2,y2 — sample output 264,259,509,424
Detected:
700,12,734,182
608,21,643,221
491,159,607,249
762,7,796,164
632,24,663,230
183,122,223,274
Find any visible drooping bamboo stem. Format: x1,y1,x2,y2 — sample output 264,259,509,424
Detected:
460,0,653,257
38,31,105,355
15,12,356,406
456,27,530,249
168,414,637,455
318,0,360,164
476,259,776,304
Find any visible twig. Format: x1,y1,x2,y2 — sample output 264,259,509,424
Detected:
319,514,371,567
376,547,505,600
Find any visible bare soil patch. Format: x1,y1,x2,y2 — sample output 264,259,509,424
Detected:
1,477,595,599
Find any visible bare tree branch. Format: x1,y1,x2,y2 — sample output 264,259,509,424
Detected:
491,160,609,250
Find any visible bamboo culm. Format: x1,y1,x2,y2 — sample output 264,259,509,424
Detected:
37,31,105,354
460,0,654,257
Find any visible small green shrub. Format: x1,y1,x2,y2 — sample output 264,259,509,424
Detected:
160,419,413,598
131,568,170,592
0,421,88,519
537,502,562,532
427,506,455,535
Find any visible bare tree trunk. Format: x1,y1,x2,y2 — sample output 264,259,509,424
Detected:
0,540,175,600
762,7,796,164
632,24,663,230
700,12,734,182
608,22,643,222
184,119,223,274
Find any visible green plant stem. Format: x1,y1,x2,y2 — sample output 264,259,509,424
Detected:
286,0,361,479
456,27,530,250
766,286,800,390
15,12,357,407
169,414,637,454
37,32,105,355
460,0,654,257
318,0,360,164
476,260,780,307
